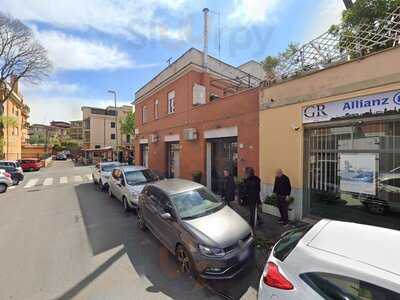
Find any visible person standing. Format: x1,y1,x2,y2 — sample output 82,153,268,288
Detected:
273,169,291,225
243,167,261,229
221,169,235,207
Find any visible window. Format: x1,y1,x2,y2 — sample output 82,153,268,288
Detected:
126,134,130,143
300,272,400,300
167,91,175,114
111,122,116,128
155,99,159,119
273,225,311,261
142,105,148,124
111,133,116,140
95,145,101,149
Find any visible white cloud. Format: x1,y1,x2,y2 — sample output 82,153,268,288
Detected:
21,81,80,94
2,0,190,41
229,0,282,26
34,29,135,71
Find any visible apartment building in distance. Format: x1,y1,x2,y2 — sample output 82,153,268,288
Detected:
0,77,30,160
134,48,263,193
82,105,133,152
68,120,83,143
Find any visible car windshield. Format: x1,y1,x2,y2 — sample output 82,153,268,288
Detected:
170,188,224,220
101,164,119,172
124,169,157,185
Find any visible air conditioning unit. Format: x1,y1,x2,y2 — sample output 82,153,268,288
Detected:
134,128,139,135
183,128,198,141
150,134,159,143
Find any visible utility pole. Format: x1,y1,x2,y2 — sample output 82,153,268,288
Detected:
107,90,118,161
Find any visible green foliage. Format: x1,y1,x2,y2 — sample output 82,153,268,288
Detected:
261,43,300,77
0,115,18,127
192,171,202,183
28,133,46,144
264,194,295,207
120,111,136,135
331,0,400,57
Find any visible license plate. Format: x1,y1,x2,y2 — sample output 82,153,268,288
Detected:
239,247,250,262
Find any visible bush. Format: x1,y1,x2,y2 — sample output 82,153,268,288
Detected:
192,171,202,183
264,194,294,207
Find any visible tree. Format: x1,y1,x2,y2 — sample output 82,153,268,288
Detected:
261,43,300,79
330,0,400,57
0,13,52,113
119,111,136,136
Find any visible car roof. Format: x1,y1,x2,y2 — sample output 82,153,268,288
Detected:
306,220,400,276
118,165,147,172
149,178,204,195
0,160,16,163
100,161,120,166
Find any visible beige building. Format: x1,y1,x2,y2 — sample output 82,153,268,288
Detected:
68,120,83,143
259,46,400,230
82,105,133,151
0,78,30,160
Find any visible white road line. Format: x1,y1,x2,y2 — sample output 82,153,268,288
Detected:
43,178,54,186
60,177,68,184
74,176,83,183
85,174,92,181
24,178,39,188
8,186,15,190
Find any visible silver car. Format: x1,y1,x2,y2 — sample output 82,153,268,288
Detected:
137,178,254,279
92,161,121,191
108,166,158,212
0,169,13,193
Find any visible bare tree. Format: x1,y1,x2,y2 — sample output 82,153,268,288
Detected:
0,13,52,113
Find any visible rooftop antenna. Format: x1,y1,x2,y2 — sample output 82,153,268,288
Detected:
167,57,173,65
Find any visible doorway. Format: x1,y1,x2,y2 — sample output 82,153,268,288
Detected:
140,144,149,168
207,137,238,194
167,142,180,178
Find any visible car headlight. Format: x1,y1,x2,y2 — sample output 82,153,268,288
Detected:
199,244,225,257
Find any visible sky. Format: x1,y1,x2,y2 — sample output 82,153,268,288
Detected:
1,0,345,124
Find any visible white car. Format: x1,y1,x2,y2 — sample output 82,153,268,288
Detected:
108,166,158,212
0,160,23,174
0,169,14,193
258,219,400,300
92,161,121,191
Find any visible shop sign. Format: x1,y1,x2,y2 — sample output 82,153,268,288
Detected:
302,90,400,123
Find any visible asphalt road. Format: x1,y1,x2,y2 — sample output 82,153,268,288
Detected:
0,161,260,300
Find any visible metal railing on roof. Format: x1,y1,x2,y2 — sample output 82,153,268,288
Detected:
273,6,400,81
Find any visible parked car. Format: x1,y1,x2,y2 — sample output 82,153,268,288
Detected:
92,161,121,191
19,158,42,172
55,153,67,160
108,166,158,211
258,219,400,300
0,169,13,193
137,178,254,279
0,160,23,174
0,165,24,185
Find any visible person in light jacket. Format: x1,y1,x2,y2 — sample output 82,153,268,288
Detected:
273,169,291,225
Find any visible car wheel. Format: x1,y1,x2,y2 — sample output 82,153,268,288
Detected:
12,178,19,185
93,175,97,184
123,196,130,212
98,179,103,190
176,245,196,277
137,208,146,230
367,203,386,215
0,183,7,193
103,183,110,192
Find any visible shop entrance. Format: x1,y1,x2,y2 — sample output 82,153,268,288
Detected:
304,119,400,230
207,137,238,194
167,142,180,178
140,144,149,168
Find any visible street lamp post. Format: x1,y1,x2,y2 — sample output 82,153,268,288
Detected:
107,90,118,161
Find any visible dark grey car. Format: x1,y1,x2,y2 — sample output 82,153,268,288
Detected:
137,178,254,279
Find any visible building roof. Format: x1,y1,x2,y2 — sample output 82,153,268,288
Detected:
134,47,263,103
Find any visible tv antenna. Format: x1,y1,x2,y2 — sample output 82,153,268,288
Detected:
167,57,173,65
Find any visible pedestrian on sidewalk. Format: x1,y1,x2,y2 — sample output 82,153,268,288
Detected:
273,169,291,226
221,169,235,207
243,166,261,229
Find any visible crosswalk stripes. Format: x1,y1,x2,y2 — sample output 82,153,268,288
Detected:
85,174,92,181
60,177,68,184
43,178,53,186
74,175,83,183
24,178,39,188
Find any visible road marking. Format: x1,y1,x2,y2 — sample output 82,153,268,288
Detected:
85,174,92,181
24,178,39,188
74,176,83,183
8,186,15,190
43,178,54,186
60,177,68,184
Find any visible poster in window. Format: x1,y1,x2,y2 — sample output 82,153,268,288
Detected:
339,153,377,195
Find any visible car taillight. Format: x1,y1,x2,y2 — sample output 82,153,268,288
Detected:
4,172,11,178
263,262,294,290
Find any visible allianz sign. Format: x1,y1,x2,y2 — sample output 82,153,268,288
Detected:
302,90,400,124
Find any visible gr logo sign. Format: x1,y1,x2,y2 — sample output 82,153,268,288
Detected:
303,104,328,118
393,92,400,105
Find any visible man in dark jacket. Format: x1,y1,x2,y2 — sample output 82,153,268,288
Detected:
273,169,291,225
221,169,235,207
243,167,261,229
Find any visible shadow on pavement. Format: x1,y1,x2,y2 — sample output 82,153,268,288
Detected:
66,183,220,300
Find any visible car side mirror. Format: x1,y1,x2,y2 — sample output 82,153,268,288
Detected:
160,212,172,221
120,179,126,186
